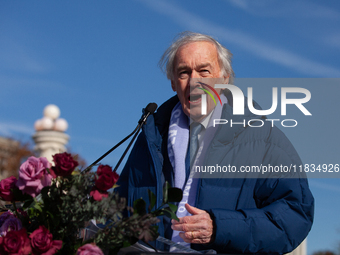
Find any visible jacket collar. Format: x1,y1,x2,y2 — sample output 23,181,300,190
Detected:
154,95,179,137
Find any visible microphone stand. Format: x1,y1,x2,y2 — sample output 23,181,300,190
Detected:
83,125,139,173
112,121,143,172
83,103,157,173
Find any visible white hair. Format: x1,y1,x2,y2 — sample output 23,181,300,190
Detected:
159,31,235,83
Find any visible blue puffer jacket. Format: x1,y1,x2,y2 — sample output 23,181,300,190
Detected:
116,93,314,254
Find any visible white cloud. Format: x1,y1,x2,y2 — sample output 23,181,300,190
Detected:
227,0,249,10
324,33,340,50
0,35,51,74
226,0,340,19
139,0,340,77
0,122,33,137
0,74,67,90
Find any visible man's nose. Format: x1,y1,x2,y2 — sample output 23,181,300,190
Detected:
190,70,201,79
188,71,202,87
189,76,202,88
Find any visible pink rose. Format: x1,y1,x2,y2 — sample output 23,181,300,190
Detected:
0,177,18,201
16,156,52,198
77,243,104,255
0,217,22,237
50,152,78,177
0,228,31,255
29,226,62,255
95,165,119,191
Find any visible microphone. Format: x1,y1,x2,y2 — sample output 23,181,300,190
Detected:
138,103,158,125
113,102,157,172
83,102,158,172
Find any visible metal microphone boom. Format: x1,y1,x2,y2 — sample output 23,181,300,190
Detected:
83,103,157,173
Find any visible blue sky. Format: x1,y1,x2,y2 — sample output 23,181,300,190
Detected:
1,0,340,253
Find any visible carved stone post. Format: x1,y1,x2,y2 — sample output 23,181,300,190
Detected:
32,105,69,164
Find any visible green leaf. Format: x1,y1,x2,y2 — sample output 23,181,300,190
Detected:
46,210,54,221
23,199,34,209
148,190,156,212
158,207,179,221
34,203,42,212
162,182,170,204
168,203,178,213
122,240,133,248
167,188,183,202
133,198,146,215
40,186,50,199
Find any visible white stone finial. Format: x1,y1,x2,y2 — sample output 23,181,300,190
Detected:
34,119,43,131
40,117,54,130
43,104,60,120
54,118,68,132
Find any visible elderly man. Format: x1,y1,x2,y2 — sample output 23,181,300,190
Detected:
116,31,314,254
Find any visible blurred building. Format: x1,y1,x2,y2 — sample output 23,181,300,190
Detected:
0,137,32,180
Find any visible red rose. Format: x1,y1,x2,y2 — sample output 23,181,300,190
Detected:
0,228,31,255
0,176,17,201
50,152,78,177
90,165,119,201
29,226,62,255
95,165,119,191
90,188,108,201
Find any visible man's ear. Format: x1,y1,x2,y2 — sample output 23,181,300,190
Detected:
224,75,230,84
171,80,176,92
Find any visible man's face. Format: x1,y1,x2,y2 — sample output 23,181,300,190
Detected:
171,41,228,122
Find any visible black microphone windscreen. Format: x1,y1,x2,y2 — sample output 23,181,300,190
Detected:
145,103,158,114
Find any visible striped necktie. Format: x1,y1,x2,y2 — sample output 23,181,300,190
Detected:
189,122,203,167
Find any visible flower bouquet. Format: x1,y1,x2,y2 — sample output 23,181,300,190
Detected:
0,152,182,254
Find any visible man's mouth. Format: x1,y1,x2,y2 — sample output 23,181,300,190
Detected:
188,94,202,103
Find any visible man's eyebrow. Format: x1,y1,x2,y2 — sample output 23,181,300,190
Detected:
196,63,212,69
176,63,212,71
176,64,190,72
